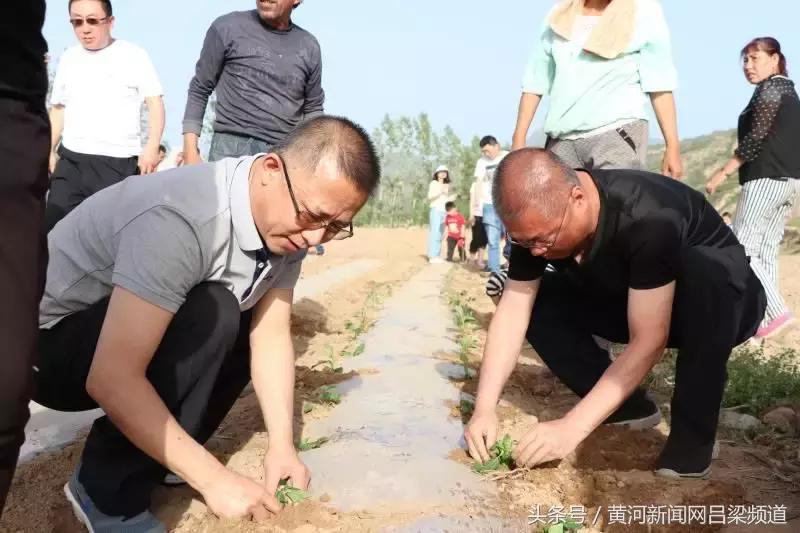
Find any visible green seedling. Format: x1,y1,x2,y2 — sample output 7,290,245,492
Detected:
472,434,515,474
298,436,329,451
275,479,309,505
541,520,582,533
324,346,343,373
317,386,341,405
302,401,315,414
342,341,365,358
453,303,476,329
458,335,477,379
459,398,475,417
344,319,366,340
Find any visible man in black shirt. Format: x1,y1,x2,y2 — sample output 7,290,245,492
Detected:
0,0,50,515
465,148,765,478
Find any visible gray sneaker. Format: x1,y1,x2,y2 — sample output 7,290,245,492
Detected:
64,467,166,533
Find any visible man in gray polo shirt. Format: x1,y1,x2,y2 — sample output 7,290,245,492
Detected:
182,0,324,164
35,116,379,532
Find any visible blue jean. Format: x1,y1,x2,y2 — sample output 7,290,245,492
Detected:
209,132,270,162
427,208,445,259
482,203,505,273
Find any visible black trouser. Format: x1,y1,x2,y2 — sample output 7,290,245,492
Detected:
447,236,466,262
34,283,252,517
45,146,139,232
525,246,766,470
0,97,50,516
470,215,487,254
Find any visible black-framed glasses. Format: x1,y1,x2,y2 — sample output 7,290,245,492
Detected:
69,16,109,28
507,196,570,252
277,155,354,241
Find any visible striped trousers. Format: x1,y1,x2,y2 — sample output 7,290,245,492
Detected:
733,178,800,325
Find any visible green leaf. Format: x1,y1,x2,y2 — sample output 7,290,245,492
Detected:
349,342,365,358
275,479,309,505
545,524,564,533
302,401,315,414
298,436,329,451
318,386,341,405
471,434,516,474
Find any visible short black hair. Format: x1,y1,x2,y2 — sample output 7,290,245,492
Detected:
158,144,167,153
68,0,113,16
480,135,499,148
721,211,732,217
275,115,381,197
445,201,457,211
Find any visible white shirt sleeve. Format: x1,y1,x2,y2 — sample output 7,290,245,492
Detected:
134,48,164,98
49,53,70,107
473,158,485,180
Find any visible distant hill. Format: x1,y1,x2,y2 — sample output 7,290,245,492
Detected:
647,129,799,248
647,129,739,213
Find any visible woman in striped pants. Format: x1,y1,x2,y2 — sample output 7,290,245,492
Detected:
707,37,800,339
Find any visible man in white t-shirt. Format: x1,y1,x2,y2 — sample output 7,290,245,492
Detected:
46,0,165,232
475,135,510,274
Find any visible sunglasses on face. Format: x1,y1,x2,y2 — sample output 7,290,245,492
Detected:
69,16,108,28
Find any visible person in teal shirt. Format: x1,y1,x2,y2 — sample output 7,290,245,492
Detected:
512,0,683,179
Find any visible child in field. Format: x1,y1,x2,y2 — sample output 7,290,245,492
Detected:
445,201,466,262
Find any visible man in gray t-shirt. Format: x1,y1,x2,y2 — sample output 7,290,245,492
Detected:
182,0,324,164
36,116,379,531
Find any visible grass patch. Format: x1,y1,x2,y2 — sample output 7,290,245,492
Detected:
646,346,800,423
472,434,515,474
723,347,800,415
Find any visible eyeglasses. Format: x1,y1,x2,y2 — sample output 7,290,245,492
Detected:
69,16,109,28
507,195,571,252
277,155,354,241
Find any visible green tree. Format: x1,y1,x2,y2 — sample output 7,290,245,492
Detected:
358,114,480,227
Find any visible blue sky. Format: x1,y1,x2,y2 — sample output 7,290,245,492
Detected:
43,1,800,147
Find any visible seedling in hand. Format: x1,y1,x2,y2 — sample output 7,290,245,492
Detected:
275,479,309,505
472,434,515,474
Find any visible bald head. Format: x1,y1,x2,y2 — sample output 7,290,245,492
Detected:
493,148,579,223
275,115,381,197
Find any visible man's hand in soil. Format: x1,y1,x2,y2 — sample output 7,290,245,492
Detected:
202,468,280,521
264,446,311,504
465,409,499,463
512,418,581,468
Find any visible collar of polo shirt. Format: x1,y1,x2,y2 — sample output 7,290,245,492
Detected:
230,156,266,252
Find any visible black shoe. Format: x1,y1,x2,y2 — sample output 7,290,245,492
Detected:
654,431,720,479
604,391,662,430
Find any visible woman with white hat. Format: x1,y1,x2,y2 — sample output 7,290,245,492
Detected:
427,165,454,263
